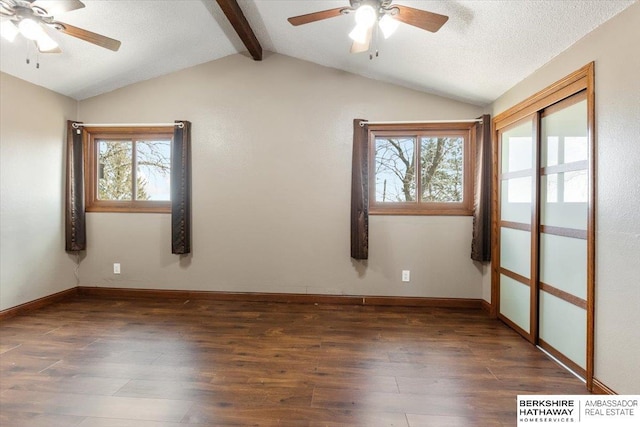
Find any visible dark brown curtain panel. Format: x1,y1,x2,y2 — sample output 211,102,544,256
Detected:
65,120,86,252
171,120,192,254
471,114,492,262
351,119,369,260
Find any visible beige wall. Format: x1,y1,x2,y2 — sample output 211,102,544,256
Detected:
77,53,484,299
0,72,78,310
490,2,640,394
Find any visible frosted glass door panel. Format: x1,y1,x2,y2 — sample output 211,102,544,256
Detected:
540,233,587,299
540,196,589,236
539,292,587,369
543,171,588,203
501,177,532,224
501,121,533,173
541,99,587,167
538,92,589,373
541,95,588,228
541,173,588,229
500,274,530,333
500,227,531,279
542,203,587,229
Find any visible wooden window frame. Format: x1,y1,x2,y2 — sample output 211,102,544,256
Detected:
83,126,173,213
368,122,476,216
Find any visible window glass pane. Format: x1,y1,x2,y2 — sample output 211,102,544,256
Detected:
97,140,132,200
136,140,171,201
420,136,464,203
374,137,416,202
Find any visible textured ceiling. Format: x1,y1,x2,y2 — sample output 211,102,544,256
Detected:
0,0,636,104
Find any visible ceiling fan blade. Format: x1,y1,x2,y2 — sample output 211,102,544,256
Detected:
53,21,121,51
393,5,449,33
288,7,349,26
350,27,372,54
33,0,85,15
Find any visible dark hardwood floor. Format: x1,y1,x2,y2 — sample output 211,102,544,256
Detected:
0,295,588,426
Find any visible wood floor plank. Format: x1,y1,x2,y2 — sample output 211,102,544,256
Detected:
312,387,478,417
42,360,218,383
1,390,193,422
0,411,85,427
77,419,185,427
0,350,61,375
406,413,505,427
0,295,590,426
1,374,129,396
114,378,315,406
181,405,409,426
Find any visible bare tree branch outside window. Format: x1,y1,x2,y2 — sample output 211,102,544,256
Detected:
421,137,464,202
375,136,464,203
375,137,415,202
98,139,171,201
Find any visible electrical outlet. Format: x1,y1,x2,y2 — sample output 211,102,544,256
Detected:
402,270,410,282
113,263,121,274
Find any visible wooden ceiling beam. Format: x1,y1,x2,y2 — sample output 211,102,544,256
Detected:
215,0,263,61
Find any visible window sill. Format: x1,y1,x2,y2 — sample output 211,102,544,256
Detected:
370,207,473,216
86,203,171,214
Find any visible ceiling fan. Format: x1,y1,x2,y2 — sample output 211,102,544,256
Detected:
0,0,121,54
288,0,449,54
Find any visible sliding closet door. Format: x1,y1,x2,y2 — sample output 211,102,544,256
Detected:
493,64,594,389
538,92,589,374
497,117,536,340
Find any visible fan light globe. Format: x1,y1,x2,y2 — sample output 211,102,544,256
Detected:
379,14,399,39
354,4,377,28
0,20,19,42
349,24,368,44
36,31,59,52
18,18,43,40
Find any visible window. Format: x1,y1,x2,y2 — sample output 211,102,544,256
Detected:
84,127,173,213
368,123,475,215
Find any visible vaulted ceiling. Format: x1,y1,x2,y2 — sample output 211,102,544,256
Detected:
0,0,636,105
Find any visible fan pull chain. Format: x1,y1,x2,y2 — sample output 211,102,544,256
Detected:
370,23,380,60
24,42,41,69
25,39,31,65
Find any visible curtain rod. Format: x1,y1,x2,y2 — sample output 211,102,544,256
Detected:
72,122,184,129
360,119,482,127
